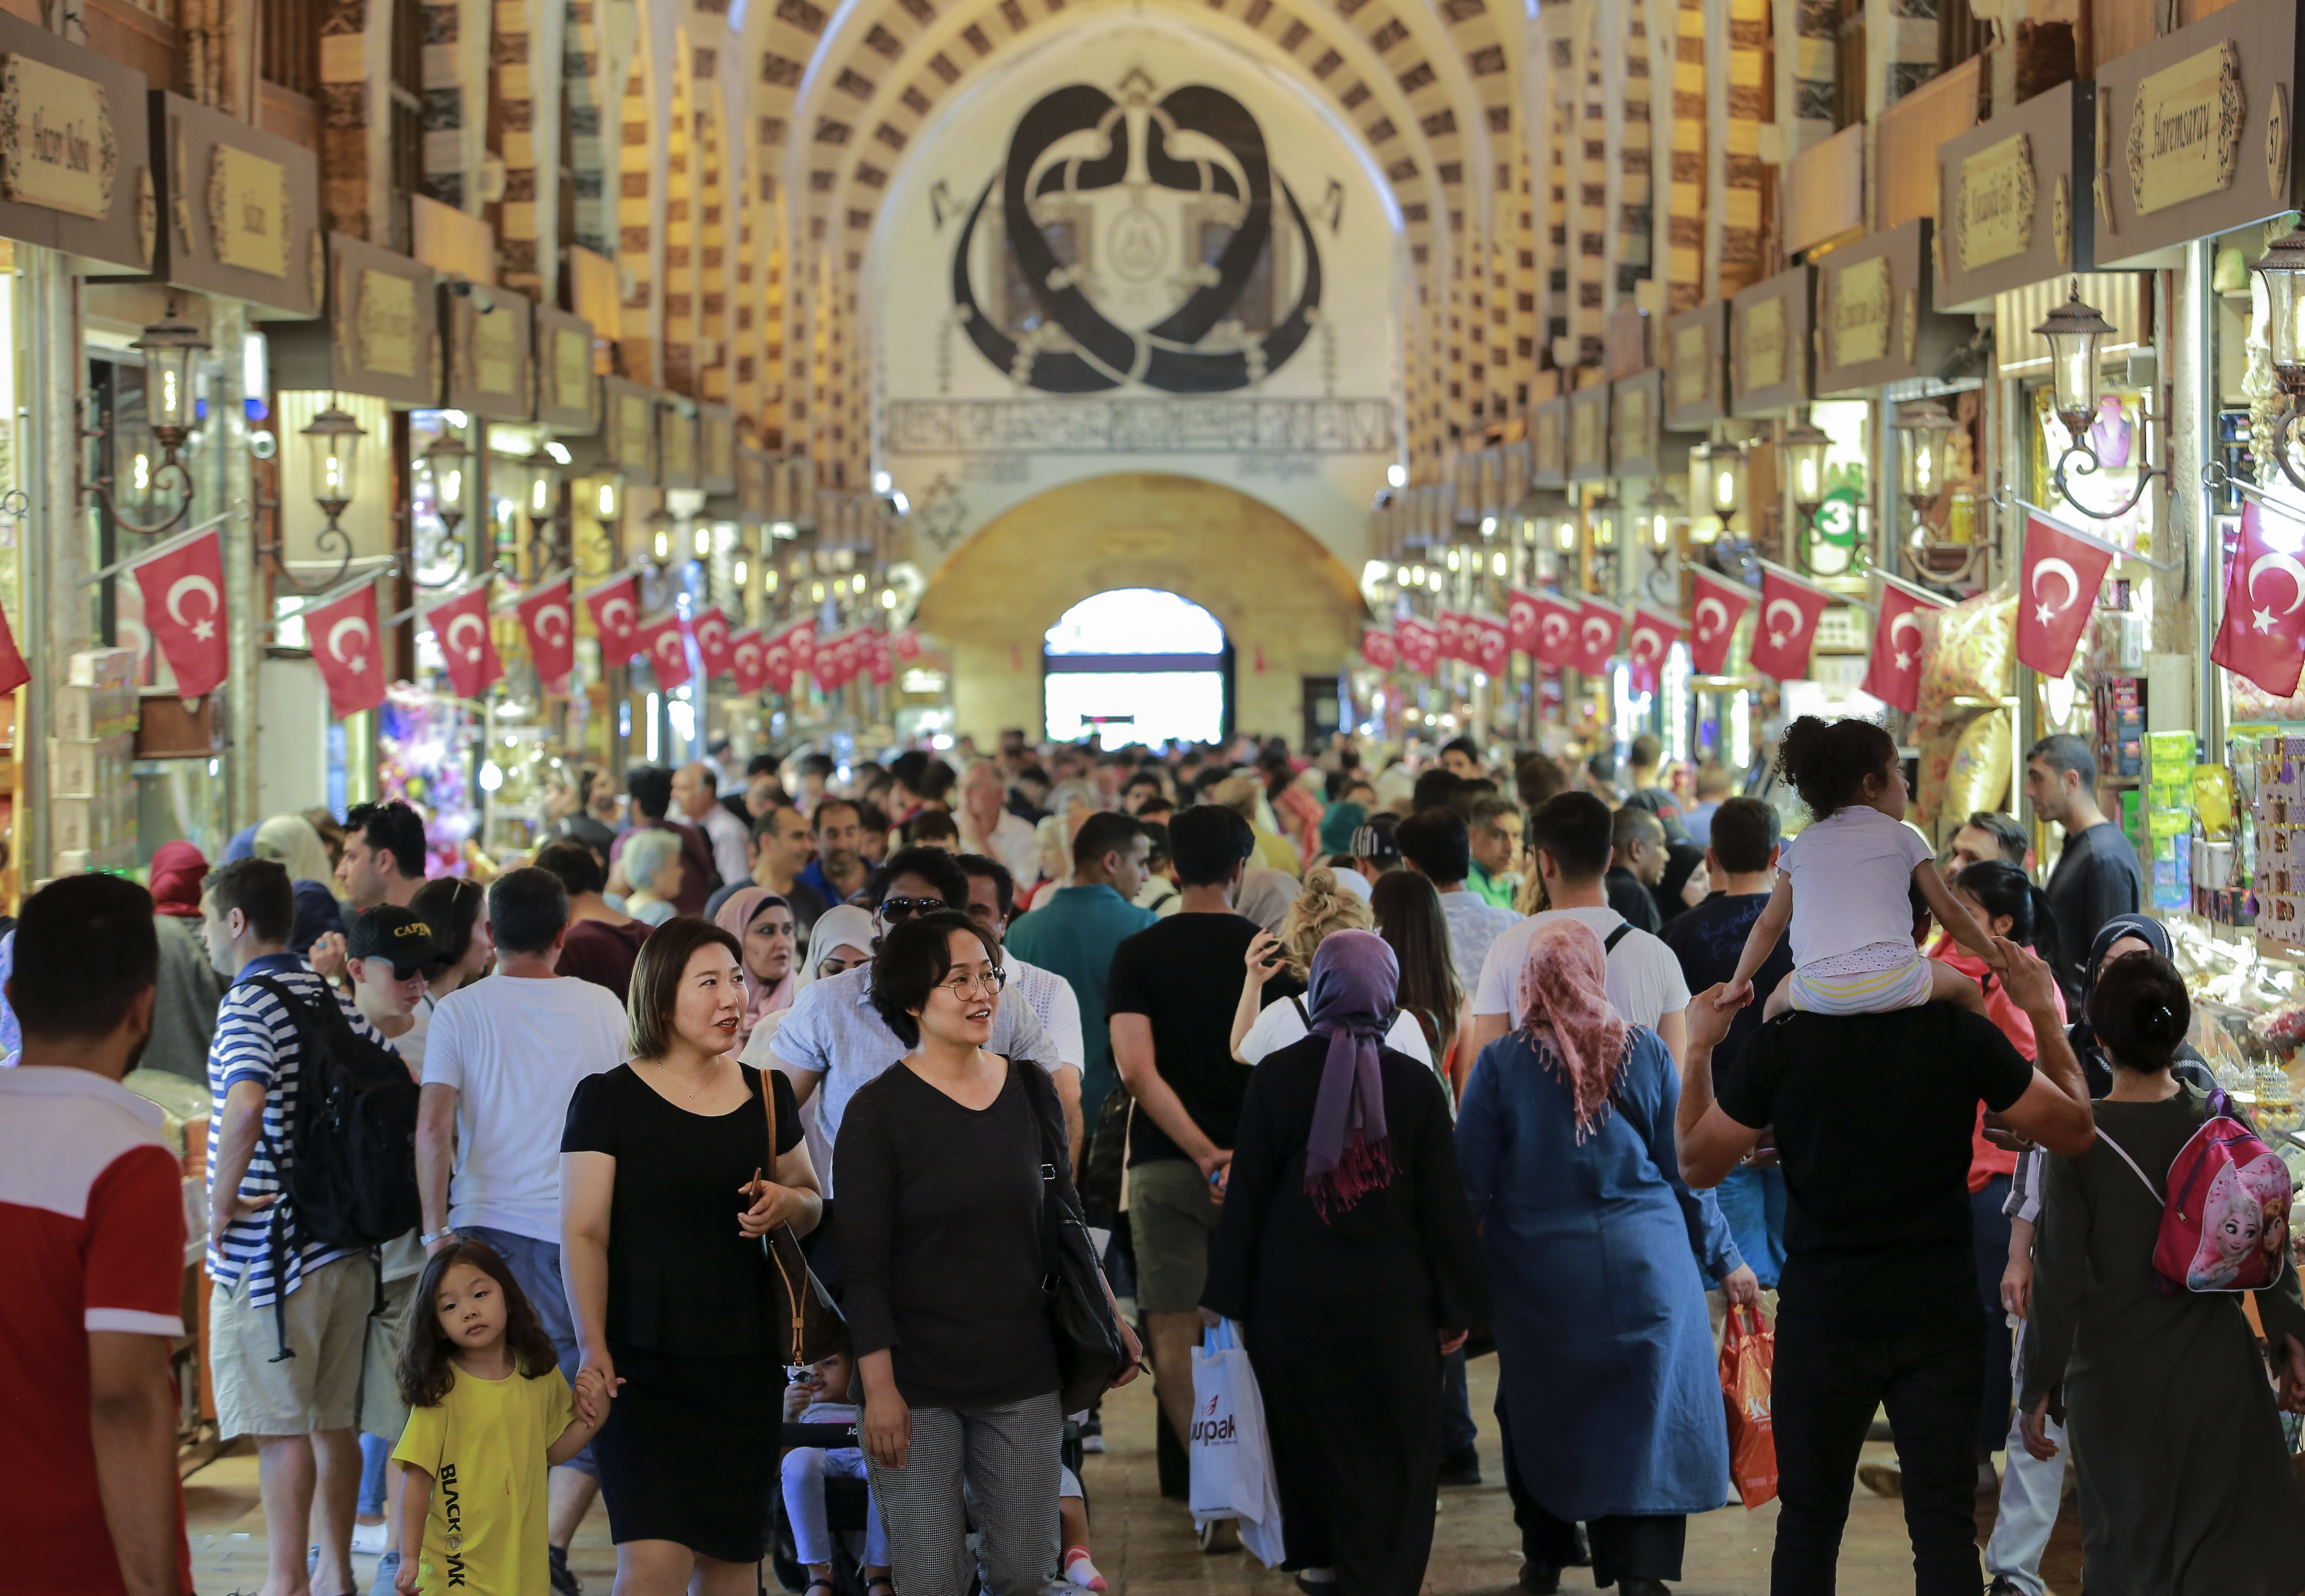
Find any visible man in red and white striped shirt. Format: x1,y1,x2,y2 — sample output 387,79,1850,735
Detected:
0,875,191,1596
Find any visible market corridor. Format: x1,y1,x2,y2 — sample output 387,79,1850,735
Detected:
180,1352,2084,1596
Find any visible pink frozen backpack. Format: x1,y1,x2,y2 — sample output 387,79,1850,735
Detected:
2096,1088,2294,1294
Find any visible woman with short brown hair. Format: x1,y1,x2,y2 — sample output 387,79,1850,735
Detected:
560,916,824,1595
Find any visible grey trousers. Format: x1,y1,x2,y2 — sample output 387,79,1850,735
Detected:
863,1391,1060,1596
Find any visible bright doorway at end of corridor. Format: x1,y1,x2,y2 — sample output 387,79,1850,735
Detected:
1042,588,1231,745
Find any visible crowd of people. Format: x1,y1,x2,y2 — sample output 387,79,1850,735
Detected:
11,721,2305,1596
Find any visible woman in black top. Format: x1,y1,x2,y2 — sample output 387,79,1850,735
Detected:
561,917,822,1595
839,910,1138,1596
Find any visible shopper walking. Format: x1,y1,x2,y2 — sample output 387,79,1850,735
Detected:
840,911,1137,1596
1368,869,1465,1087
611,767,721,917
957,759,1045,891
958,854,1088,1162
338,800,430,912
562,917,823,1596
1202,930,1482,1596
2022,735,2141,996
1397,807,1519,995
534,839,653,1004
798,796,873,907
1005,811,1156,1129
677,762,752,893
713,887,799,1051
142,839,226,1083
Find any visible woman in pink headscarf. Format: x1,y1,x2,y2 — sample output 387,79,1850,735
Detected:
714,887,799,1049
1456,917,1739,1596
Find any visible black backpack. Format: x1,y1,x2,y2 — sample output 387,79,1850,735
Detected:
244,974,423,1272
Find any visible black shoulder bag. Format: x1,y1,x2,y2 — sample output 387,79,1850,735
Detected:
1029,1064,1136,1412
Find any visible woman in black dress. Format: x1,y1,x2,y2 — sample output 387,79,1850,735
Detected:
1202,928,1485,1596
561,916,823,1595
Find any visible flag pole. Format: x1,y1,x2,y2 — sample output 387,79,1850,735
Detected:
1871,566,1957,608
2005,492,2183,572
82,505,246,586
263,564,393,632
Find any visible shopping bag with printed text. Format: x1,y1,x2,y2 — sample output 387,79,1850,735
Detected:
1719,1305,1778,1508
1188,1319,1284,1566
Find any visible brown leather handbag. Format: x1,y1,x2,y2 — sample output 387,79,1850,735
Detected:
760,1067,844,1367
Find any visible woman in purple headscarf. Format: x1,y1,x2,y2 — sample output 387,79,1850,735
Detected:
1201,929,1484,1596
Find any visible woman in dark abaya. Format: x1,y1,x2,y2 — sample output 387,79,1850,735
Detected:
1457,917,1736,1596
1201,929,1484,1596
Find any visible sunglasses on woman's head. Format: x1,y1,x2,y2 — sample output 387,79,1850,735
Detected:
876,896,947,923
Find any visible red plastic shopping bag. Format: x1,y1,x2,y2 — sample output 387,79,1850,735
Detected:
1719,1305,1778,1508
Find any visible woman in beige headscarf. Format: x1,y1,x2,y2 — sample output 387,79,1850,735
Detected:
254,813,340,895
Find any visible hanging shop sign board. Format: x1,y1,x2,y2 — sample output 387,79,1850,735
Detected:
1530,395,1568,489
264,233,439,408
1815,220,1968,395
0,16,150,270
698,404,737,497
1568,384,1611,483
1730,265,1812,417
734,444,772,525
658,401,700,491
564,374,657,481
2095,0,2303,267
1662,302,1727,430
531,303,599,433
1935,79,2094,313
441,283,534,420
1611,369,1698,481
119,94,322,315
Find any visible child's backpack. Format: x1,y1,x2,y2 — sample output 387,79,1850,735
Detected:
2098,1088,2293,1294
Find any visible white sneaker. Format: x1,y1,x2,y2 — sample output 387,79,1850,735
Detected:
351,1523,389,1557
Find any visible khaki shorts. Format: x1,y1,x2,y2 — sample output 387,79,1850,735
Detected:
358,1271,417,1442
1128,1159,1222,1313
210,1253,371,1440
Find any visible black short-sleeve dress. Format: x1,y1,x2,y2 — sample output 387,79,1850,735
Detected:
561,1063,803,1561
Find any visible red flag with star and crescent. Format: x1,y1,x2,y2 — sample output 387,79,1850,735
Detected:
307,580,387,718
788,619,818,684
634,612,692,689
1687,568,1754,677
894,627,921,662
516,576,576,689
1434,608,1468,665
1395,615,1439,677
1627,606,1682,694
130,526,230,700
1360,627,1397,671
870,626,896,686
1862,585,1946,712
730,629,766,696
2016,514,2114,679
1532,590,1581,668
424,583,503,701
1468,612,1510,677
2212,498,2305,697
691,606,735,681
1568,597,1622,675
581,573,641,667
1506,587,1545,659
762,626,797,695
0,597,29,697
1747,567,1837,682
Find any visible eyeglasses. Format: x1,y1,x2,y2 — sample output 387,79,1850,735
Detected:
877,896,947,923
938,967,1008,999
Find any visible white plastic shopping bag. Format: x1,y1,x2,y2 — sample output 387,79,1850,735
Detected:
1187,1319,1284,1566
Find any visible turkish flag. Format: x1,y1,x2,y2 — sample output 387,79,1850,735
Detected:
582,573,641,667
1747,568,1838,682
730,629,767,695
1627,607,1682,694
894,627,921,661
868,627,895,686
306,581,386,718
1532,591,1581,668
1468,612,1510,676
130,528,229,700
516,577,576,689
2211,499,2305,697
1862,587,1942,712
424,583,503,701
1360,627,1397,671
788,619,818,682
692,607,735,681
634,612,692,689
1688,569,1755,676
762,626,796,694
1568,598,1621,675
1395,615,1439,676
1506,587,1544,658
813,630,844,692
1435,609,1467,665
2016,514,2114,679
830,630,860,690
0,597,29,696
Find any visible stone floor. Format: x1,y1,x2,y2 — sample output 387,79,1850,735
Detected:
185,1352,2084,1594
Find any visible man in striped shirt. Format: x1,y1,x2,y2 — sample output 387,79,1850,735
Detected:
201,858,386,1596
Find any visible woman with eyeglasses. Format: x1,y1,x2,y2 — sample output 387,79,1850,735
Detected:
839,909,1140,1596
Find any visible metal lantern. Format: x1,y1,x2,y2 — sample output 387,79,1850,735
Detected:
1782,420,1832,514
2253,231,2305,394
301,405,367,526
422,425,471,533
524,443,562,519
1895,398,1959,511
132,312,213,447
2033,283,2117,437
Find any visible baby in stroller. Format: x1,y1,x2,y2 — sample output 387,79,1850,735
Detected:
782,1342,891,1596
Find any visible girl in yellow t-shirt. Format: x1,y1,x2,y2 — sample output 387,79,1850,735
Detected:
392,1240,609,1596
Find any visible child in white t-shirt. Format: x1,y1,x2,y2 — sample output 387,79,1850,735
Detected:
1717,715,1999,1019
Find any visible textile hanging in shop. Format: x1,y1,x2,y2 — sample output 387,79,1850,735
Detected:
633,612,692,689
130,526,229,700
730,629,766,696
1466,612,1509,676
515,576,576,689
1531,590,1580,668
1862,584,1945,713
2015,512,2113,679
0,595,28,696
581,572,641,666
1395,615,1439,676
1627,606,1682,695
1506,587,1544,658
306,580,387,718
423,582,503,702
1687,568,1753,677
2210,498,2305,699
762,626,797,694
1568,597,1621,676
1359,626,1397,671
692,606,734,680
1746,567,1834,682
